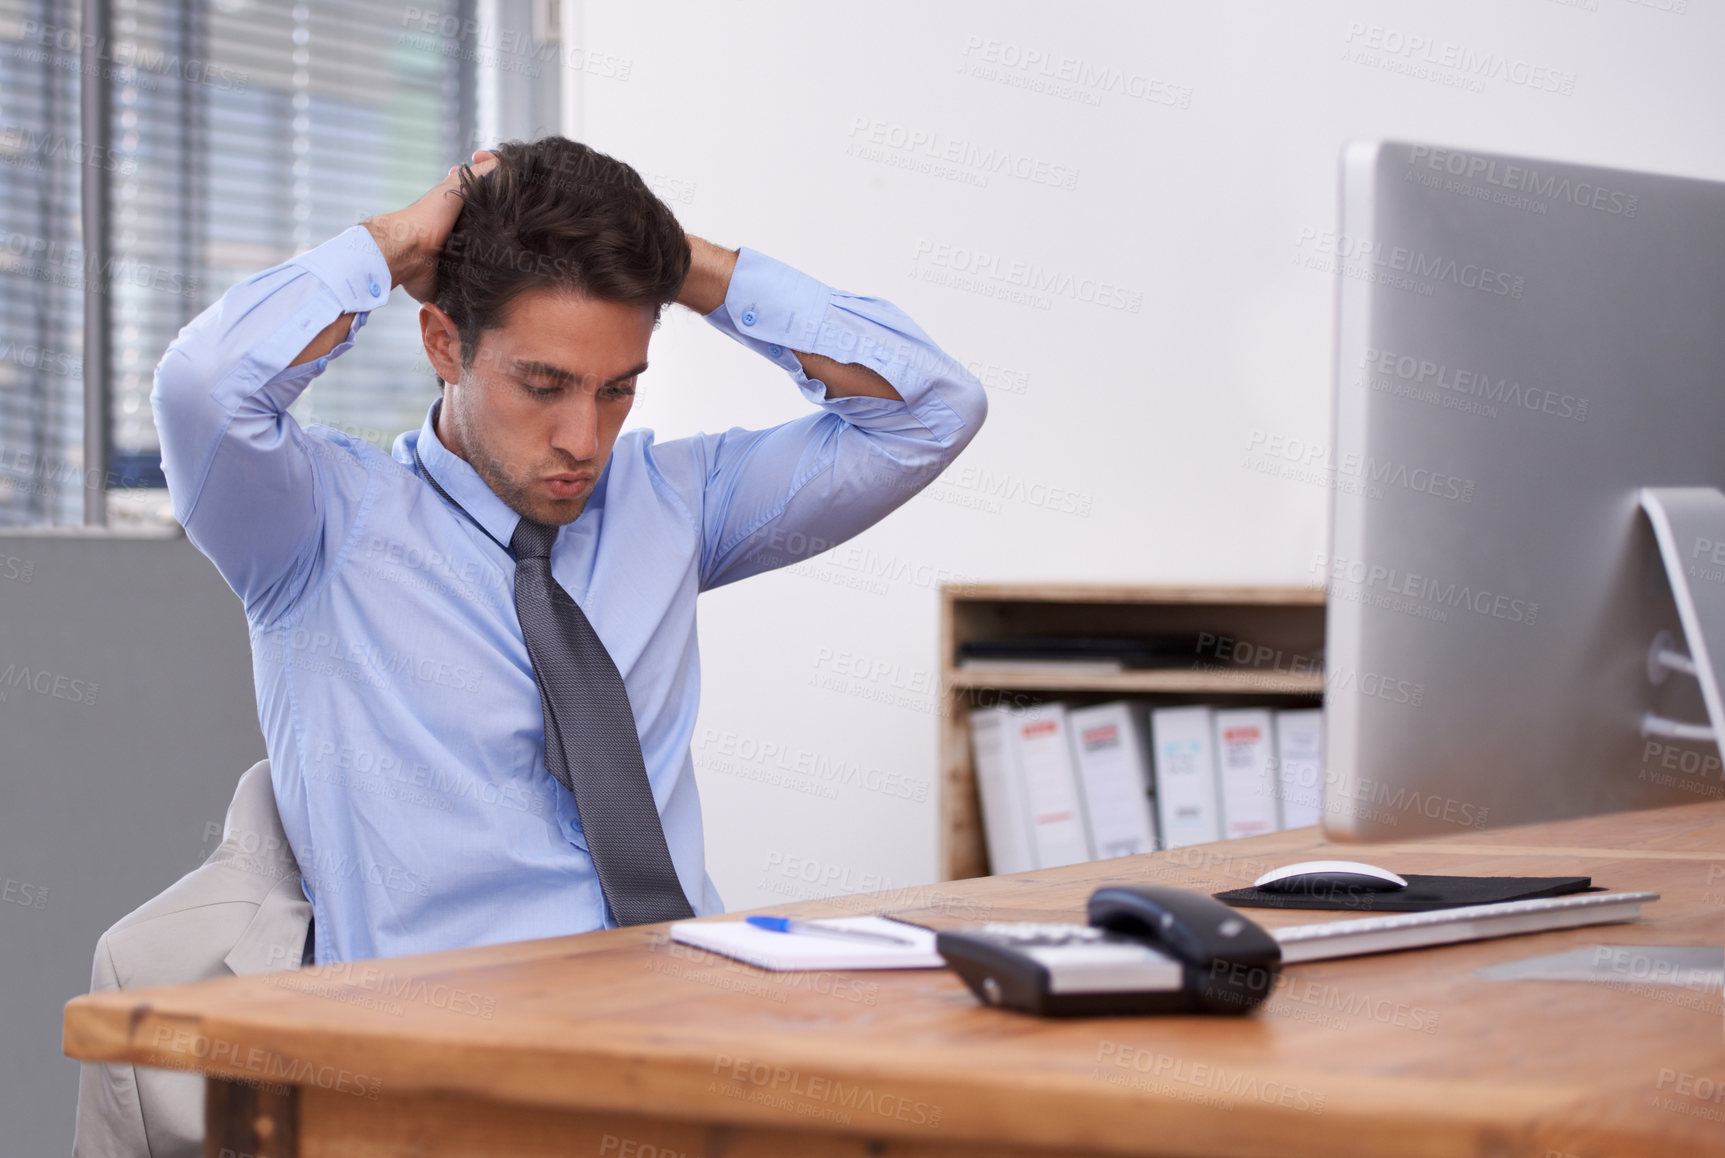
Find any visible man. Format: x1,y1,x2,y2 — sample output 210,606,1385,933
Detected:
151,136,987,963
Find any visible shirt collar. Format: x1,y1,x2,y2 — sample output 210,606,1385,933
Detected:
397,398,526,554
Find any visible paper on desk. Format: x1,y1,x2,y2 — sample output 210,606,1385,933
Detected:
1476,944,1724,989
669,917,945,972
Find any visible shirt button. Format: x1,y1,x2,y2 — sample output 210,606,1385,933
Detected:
767,344,783,357
740,309,758,326
368,280,383,298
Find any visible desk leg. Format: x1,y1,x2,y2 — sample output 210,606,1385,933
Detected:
205,1077,299,1158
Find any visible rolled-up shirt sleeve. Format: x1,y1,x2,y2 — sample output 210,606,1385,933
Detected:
693,247,988,590
151,226,392,625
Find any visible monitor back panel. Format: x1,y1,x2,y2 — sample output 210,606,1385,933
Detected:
1326,141,1725,840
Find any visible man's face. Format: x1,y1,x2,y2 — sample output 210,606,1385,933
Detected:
426,287,657,527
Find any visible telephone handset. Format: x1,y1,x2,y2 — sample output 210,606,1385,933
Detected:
935,884,1283,1016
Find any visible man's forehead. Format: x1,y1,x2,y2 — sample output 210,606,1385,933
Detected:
475,288,655,379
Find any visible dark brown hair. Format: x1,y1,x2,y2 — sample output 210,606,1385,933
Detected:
434,137,690,364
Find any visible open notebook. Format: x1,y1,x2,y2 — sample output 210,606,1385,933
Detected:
669,917,944,972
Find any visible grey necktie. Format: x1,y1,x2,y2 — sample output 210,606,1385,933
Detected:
510,517,695,926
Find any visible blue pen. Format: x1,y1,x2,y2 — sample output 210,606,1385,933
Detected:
745,915,917,947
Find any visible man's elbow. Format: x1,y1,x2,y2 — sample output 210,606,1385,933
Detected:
943,363,989,455
149,347,198,424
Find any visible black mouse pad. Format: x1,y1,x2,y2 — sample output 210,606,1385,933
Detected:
1213,875,1595,911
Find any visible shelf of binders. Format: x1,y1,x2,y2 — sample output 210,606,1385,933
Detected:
938,583,1327,882
945,667,1323,695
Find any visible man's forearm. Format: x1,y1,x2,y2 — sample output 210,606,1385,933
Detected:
288,216,429,367
290,312,358,367
676,235,739,315
681,235,901,402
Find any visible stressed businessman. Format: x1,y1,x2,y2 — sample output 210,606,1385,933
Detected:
151,137,987,964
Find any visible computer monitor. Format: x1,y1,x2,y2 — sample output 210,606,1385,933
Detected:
1322,140,1725,841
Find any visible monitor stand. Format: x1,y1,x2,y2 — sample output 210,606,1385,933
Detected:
1639,488,1725,747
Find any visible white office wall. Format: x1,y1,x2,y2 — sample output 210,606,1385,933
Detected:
559,0,1725,907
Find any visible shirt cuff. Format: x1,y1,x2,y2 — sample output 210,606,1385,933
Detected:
704,247,831,363
291,225,394,314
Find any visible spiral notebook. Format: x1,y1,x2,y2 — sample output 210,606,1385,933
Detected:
668,917,944,972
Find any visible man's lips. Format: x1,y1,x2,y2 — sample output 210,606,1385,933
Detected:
543,473,594,498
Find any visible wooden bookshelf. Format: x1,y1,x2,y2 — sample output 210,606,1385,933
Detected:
938,583,1327,881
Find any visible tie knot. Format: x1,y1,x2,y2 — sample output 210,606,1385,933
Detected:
510,517,559,561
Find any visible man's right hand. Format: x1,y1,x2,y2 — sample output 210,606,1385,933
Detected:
290,150,500,368
365,148,500,303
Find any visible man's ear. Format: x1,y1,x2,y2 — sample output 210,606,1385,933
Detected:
419,302,463,386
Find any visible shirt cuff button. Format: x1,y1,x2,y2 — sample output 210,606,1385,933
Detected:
740,309,758,326
767,344,783,358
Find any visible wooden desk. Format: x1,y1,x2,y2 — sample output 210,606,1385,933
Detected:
65,801,1725,1158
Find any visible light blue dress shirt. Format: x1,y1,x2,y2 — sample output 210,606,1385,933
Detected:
151,225,986,963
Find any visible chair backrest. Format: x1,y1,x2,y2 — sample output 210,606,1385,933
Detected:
204,759,301,883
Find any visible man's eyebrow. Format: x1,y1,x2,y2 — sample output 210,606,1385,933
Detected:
512,360,648,386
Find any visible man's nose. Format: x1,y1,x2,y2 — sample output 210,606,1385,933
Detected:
549,394,600,462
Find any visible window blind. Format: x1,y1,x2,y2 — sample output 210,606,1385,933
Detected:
0,0,86,526
0,0,484,527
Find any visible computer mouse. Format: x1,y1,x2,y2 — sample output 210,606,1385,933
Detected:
1253,860,1408,893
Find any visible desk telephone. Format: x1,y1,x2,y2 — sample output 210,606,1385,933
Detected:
935,885,1283,1016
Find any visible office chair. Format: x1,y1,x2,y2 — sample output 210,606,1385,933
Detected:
71,760,311,1158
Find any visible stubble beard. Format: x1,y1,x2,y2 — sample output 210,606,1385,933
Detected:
447,390,587,528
